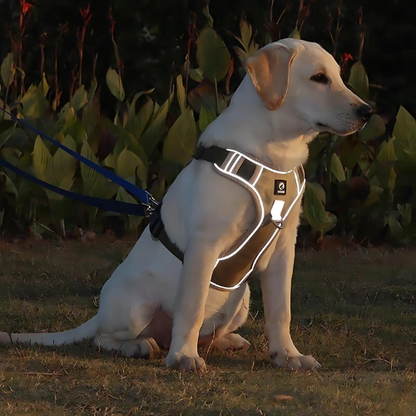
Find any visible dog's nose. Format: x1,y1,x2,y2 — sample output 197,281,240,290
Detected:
356,105,374,122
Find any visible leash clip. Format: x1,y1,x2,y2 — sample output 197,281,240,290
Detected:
142,192,159,217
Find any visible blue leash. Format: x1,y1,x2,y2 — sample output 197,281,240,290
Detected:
0,108,158,217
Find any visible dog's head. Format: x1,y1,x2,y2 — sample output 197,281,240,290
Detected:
246,39,373,136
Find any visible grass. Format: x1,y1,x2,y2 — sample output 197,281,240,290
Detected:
0,239,415,415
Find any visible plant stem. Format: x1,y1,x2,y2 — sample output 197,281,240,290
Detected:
40,45,45,75
358,7,365,61
325,134,333,202
332,0,343,58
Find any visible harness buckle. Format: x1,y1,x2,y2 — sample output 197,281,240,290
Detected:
272,220,283,229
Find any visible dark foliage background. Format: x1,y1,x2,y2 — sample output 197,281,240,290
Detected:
0,0,414,118
0,0,415,244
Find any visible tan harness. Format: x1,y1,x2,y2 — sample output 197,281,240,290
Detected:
150,146,305,291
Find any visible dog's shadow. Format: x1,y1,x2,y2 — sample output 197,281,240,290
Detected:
1,335,271,373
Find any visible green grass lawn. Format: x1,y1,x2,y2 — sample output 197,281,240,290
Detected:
0,239,415,415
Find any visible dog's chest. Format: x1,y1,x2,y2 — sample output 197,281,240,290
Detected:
253,167,303,220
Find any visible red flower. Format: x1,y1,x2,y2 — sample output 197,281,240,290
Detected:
79,4,92,22
22,1,33,15
341,53,353,63
340,53,353,74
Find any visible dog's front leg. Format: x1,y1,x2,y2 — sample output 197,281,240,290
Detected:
165,239,218,372
260,231,320,370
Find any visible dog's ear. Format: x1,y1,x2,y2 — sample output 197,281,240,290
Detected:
246,44,296,111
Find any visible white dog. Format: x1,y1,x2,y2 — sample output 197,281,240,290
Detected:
0,39,373,372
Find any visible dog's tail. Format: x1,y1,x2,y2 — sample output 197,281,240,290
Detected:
0,315,98,346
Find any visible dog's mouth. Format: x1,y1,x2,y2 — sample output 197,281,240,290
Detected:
313,121,334,133
316,122,328,128
313,121,367,136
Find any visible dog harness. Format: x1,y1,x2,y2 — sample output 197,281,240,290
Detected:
150,146,306,291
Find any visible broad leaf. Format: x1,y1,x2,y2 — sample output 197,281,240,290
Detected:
307,181,326,204
116,189,146,231
106,68,125,101
0,171,18,198
116,148,147,189
116,187,138,205
363,185,383,209
240,16,252,50
188,81,227,114
331,153,346,182
199,106,217,132
176,75,187,114
72,85,88,112
304,182,337,233
376,166,396,193
134,98,154,139
196,27,231,83
393,106,416,144
140,92,173,157
358,114,386,142
189,68,204,82
20,85,49,118
163,108,197,166
368,139,397,185
392,106,416,165
33,135,52,180
288,26,301,39
338,135,363,169
98,117,148,170
88,77,98,101
1,53,15,87
80,141,107,198
38,75,49,97
348,61,369,100
234,47,250,66
377,139,397,164
125,89,154,134
148,177,165,202
44,135,77,200
61,114,88,146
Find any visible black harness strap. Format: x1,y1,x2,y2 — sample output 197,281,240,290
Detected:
149,203,184,262
193,146,256,182
193,146,229,165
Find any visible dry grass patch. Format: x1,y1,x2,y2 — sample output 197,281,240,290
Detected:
0,240,415,415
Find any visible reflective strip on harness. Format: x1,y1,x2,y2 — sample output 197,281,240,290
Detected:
149,146,306,291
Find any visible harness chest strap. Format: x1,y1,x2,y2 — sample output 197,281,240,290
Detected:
150,146,306,291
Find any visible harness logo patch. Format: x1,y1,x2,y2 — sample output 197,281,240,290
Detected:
274,180,287,195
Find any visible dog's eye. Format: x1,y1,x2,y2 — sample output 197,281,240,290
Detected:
310,73,329,84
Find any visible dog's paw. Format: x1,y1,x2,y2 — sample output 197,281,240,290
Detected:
121,337,161,359
271,351,321,370
212,333,250,352
165,352,206,372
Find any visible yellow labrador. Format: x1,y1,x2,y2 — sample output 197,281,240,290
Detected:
0,39,373,372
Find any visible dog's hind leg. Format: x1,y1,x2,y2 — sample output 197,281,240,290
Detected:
95,334,161,358
96,296,162,358
210,333,250,351
201,283,251,351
